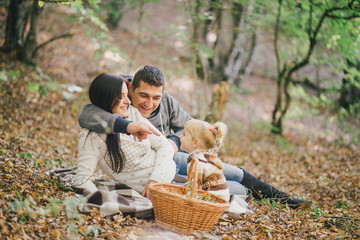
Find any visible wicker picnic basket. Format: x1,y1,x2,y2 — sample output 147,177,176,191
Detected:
149,158,230,234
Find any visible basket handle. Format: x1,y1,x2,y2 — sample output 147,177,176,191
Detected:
186,158,199,199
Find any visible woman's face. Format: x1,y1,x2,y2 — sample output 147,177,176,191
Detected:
112,82,131,117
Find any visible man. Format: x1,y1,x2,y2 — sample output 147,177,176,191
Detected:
78,65,310,209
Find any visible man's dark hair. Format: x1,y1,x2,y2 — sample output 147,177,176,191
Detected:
88,73,126,173
132,65,165,91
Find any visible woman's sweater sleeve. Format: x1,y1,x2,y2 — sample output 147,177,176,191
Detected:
144,119,176,184
73,131,102,193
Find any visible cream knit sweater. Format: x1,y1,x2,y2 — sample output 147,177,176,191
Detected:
73,105,176,193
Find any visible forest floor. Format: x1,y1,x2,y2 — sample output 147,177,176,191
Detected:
1,3,360,240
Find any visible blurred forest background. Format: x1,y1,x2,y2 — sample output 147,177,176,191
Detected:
0,0,359,239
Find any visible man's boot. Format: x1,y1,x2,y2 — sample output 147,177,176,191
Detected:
241,169,311,209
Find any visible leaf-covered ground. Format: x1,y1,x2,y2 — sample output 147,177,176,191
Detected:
1,56,359,239
1,3,360,240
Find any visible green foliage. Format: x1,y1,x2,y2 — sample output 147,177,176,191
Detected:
19,152,33,160
47,178,75,192
70,0,108,31
27,81,59,97
336,201,350,210
17,151,67,170
67,224,79,234
39,1,73,7
344,65,360,89
246,121,275,139
261,0,360,67
322,15,360,65
310,205,323,218
184,179,216,202
288,82,360,146
250,121,273,131
7,196,83,220
65,16,75,23
335,117,360,145
0,69,20,82
33,158,52,168
309,176,330,186
63,197,82,220
262,0,360,134
271,200,278,208
275,135,294,151
25,67,61,97
82,225,104,238
64,0,131,61
46,199,63,216
55,158,65,168
289,84,331,115
8,196,36,223
193,43,215,59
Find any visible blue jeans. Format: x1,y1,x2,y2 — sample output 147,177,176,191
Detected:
172,152,247,195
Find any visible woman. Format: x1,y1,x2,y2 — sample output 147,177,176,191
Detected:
73,73,176,197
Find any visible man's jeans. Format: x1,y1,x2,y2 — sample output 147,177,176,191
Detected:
172,152,247,195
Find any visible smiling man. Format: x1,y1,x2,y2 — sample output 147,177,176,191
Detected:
129,70,163,118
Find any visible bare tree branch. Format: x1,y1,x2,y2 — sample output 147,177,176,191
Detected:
309,4,313,37
274,0,283,76
326,13,360,19
308,0,321,7
292,78,322,92
272,0,360,134
290,3,359,76
42,0,73,3
33,33,73,57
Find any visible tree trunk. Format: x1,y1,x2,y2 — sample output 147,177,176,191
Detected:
206,0,224,84
224,2,245,85
106,0,126,29
234,29,258,86
189,0,209,119
271,74,284,134
1,0,31,56
205,81,229,122
187,1,257,121
22,0,42,64
339,60,360,110
271,71,292,135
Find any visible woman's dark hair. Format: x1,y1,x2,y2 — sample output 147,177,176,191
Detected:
89,73,125,112
88,73,126,173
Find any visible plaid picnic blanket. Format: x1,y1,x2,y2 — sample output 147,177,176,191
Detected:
47,167,254,219
47,167,154,218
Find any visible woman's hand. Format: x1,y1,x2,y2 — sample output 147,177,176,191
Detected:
142,180,157,198
127,122,160,142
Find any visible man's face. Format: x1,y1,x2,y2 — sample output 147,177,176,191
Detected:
129,81,163,118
